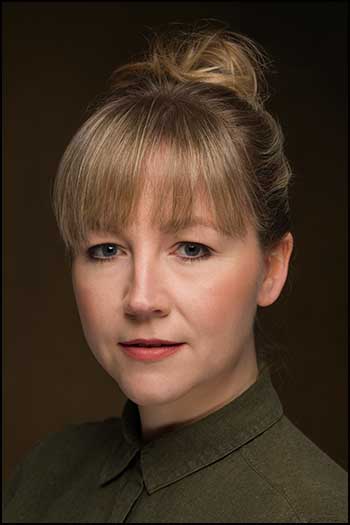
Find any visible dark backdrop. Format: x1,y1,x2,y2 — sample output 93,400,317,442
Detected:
3,1,348,481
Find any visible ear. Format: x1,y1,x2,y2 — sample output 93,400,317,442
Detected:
257,232,294,307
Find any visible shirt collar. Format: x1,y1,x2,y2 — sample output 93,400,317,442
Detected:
99,365,283,492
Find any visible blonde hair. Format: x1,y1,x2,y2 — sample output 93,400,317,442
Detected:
52,24,292,258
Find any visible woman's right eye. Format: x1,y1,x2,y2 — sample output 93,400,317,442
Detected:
87,243,119,262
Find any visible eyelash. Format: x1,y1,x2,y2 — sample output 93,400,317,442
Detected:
85,242,212,265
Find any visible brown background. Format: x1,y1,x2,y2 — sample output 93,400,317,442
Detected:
3,1,348,482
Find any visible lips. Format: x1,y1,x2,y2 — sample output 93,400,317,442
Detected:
120,338,183,347
119,341,185,361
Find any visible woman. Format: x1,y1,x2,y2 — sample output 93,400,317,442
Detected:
3,24,347,523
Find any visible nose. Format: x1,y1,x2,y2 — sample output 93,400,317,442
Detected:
123,253,170,320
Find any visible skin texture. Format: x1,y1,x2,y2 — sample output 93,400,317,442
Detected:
71,187,293,442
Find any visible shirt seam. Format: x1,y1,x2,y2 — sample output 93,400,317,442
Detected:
239,447,308,523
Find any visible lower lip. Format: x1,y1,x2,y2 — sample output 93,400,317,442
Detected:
119,344,185,361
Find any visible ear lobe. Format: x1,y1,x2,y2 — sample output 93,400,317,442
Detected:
257,232,294,307
257,276,276,307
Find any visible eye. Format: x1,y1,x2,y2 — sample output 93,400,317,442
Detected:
176,242,212,263
87,243,119,261
85,241,212,264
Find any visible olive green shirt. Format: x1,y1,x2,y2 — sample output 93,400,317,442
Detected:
3,368,347,523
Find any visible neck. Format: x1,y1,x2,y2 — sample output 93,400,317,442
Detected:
138,343,259,443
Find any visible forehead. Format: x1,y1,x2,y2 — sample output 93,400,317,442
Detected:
73,141,248,249
108,189,220,236
121,148,221,233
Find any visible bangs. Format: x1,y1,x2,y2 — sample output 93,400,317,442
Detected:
53,96,255,255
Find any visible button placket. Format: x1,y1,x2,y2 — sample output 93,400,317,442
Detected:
107,453,144,523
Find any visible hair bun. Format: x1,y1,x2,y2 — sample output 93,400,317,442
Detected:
113,26,270,110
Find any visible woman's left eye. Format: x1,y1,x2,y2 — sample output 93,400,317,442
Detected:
176,242,212,263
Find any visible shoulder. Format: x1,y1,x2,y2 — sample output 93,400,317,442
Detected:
18,416,122,468
240,415,348,523
3,417,122,509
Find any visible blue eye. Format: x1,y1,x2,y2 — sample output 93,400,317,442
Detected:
87,244,118,261
177,242,212,263
86,242,212,264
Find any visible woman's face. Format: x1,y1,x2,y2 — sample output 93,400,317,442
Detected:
71,190,268,413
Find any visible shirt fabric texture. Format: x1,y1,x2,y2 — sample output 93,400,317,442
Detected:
3,367,348,523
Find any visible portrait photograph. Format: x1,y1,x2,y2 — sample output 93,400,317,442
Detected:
3,1,347,523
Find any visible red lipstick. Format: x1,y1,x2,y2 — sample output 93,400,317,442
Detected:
120,338,182,346
119,339,185,361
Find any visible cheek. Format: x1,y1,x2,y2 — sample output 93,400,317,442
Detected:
72,272,118,343
191,265,259,336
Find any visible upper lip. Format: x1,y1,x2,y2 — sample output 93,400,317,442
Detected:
120,338,183,346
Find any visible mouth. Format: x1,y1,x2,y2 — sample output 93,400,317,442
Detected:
118,340,185,361
119,338,184,348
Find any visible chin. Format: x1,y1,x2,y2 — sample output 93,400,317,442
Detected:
117,373,190,407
